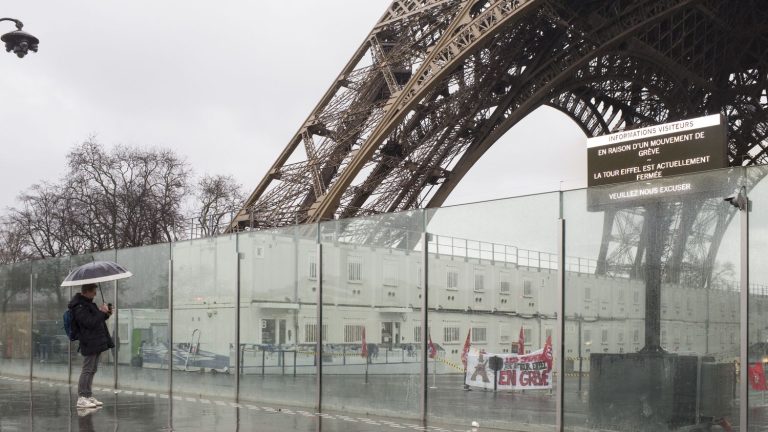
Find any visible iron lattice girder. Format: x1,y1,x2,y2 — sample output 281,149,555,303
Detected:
236,0,768,229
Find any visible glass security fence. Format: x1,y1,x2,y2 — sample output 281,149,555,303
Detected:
116,244,170,393
31,256,71,382
320,210,425,419
3,165,768,431
171,234,237,399
425,193,560,430
236,224,318,408
0,262,31,377
70,250,119,389
563,169,743,432
749,165,768,432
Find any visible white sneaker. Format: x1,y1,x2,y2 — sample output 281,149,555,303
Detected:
88,397,103,406
77,396,97,408
76,406,101,417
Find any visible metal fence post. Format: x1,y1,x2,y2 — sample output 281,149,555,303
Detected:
68,282,72,384
113,279,118,390
556,214,566,431
168,241,174,432
739,186,749,432
29,269,33,381
420,231,429,422
316,235,324,413
235,235,242,403
168,257,173,398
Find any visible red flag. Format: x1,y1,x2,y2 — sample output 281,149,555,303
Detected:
543,335,553,371
748,362,768,391
428,334,437,359
460,329,471,369
361,327,368,358
518,327,526,355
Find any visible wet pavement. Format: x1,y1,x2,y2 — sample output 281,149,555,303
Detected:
0,376,471,432
5,373,766,431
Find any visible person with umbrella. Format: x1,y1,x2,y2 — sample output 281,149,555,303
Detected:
62,261,132,409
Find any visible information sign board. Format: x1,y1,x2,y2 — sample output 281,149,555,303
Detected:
587,114,727,187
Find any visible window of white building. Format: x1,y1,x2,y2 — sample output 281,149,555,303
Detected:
499,271,511,294
444,327,461,344
414,326,422,343
416,266,423,289
523,280,534,297
499,324,511,343
447,269,459,291
383,261,398,287
344,324,365,343
474,270,485,292
304,323,327,343
348,256,363,283
308,253,317,280
471,327,487,343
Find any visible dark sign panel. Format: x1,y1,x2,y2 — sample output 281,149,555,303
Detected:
586,169,740,212
587,114,727,187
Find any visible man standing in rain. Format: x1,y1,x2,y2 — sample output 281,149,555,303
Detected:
68,283,114,408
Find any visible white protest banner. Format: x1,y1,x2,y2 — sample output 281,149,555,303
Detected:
465,336,553,391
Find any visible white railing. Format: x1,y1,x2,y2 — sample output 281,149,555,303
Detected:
427,234,596,275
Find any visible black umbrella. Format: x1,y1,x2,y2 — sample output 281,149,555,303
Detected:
61,260,133,303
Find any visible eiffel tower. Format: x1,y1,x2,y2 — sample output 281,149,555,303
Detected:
232,0,767,282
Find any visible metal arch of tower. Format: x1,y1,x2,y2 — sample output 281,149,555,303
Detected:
235,0,768,233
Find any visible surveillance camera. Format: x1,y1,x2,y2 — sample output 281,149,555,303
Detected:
724,188,748,211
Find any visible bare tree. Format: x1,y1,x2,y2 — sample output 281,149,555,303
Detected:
0,217,30,264
66,139,191,249
194,174,245,236
7,139,191,257
7,182,85,258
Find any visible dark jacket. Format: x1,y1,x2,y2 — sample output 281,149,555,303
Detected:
68,293,114,356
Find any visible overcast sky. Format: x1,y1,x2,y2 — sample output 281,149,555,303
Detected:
0,1,587,215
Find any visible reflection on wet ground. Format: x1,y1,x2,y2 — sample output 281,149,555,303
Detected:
0,375,472,432
6,373,767,431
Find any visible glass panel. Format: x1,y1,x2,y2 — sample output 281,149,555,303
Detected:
171,234,237,398
563,168,741,431
116,244,170,392
69,250,118,388
320,210,425,419
237,224,318,408
426,193,559,430
0,262,31,377
31,256,71,381
748,165,768,431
